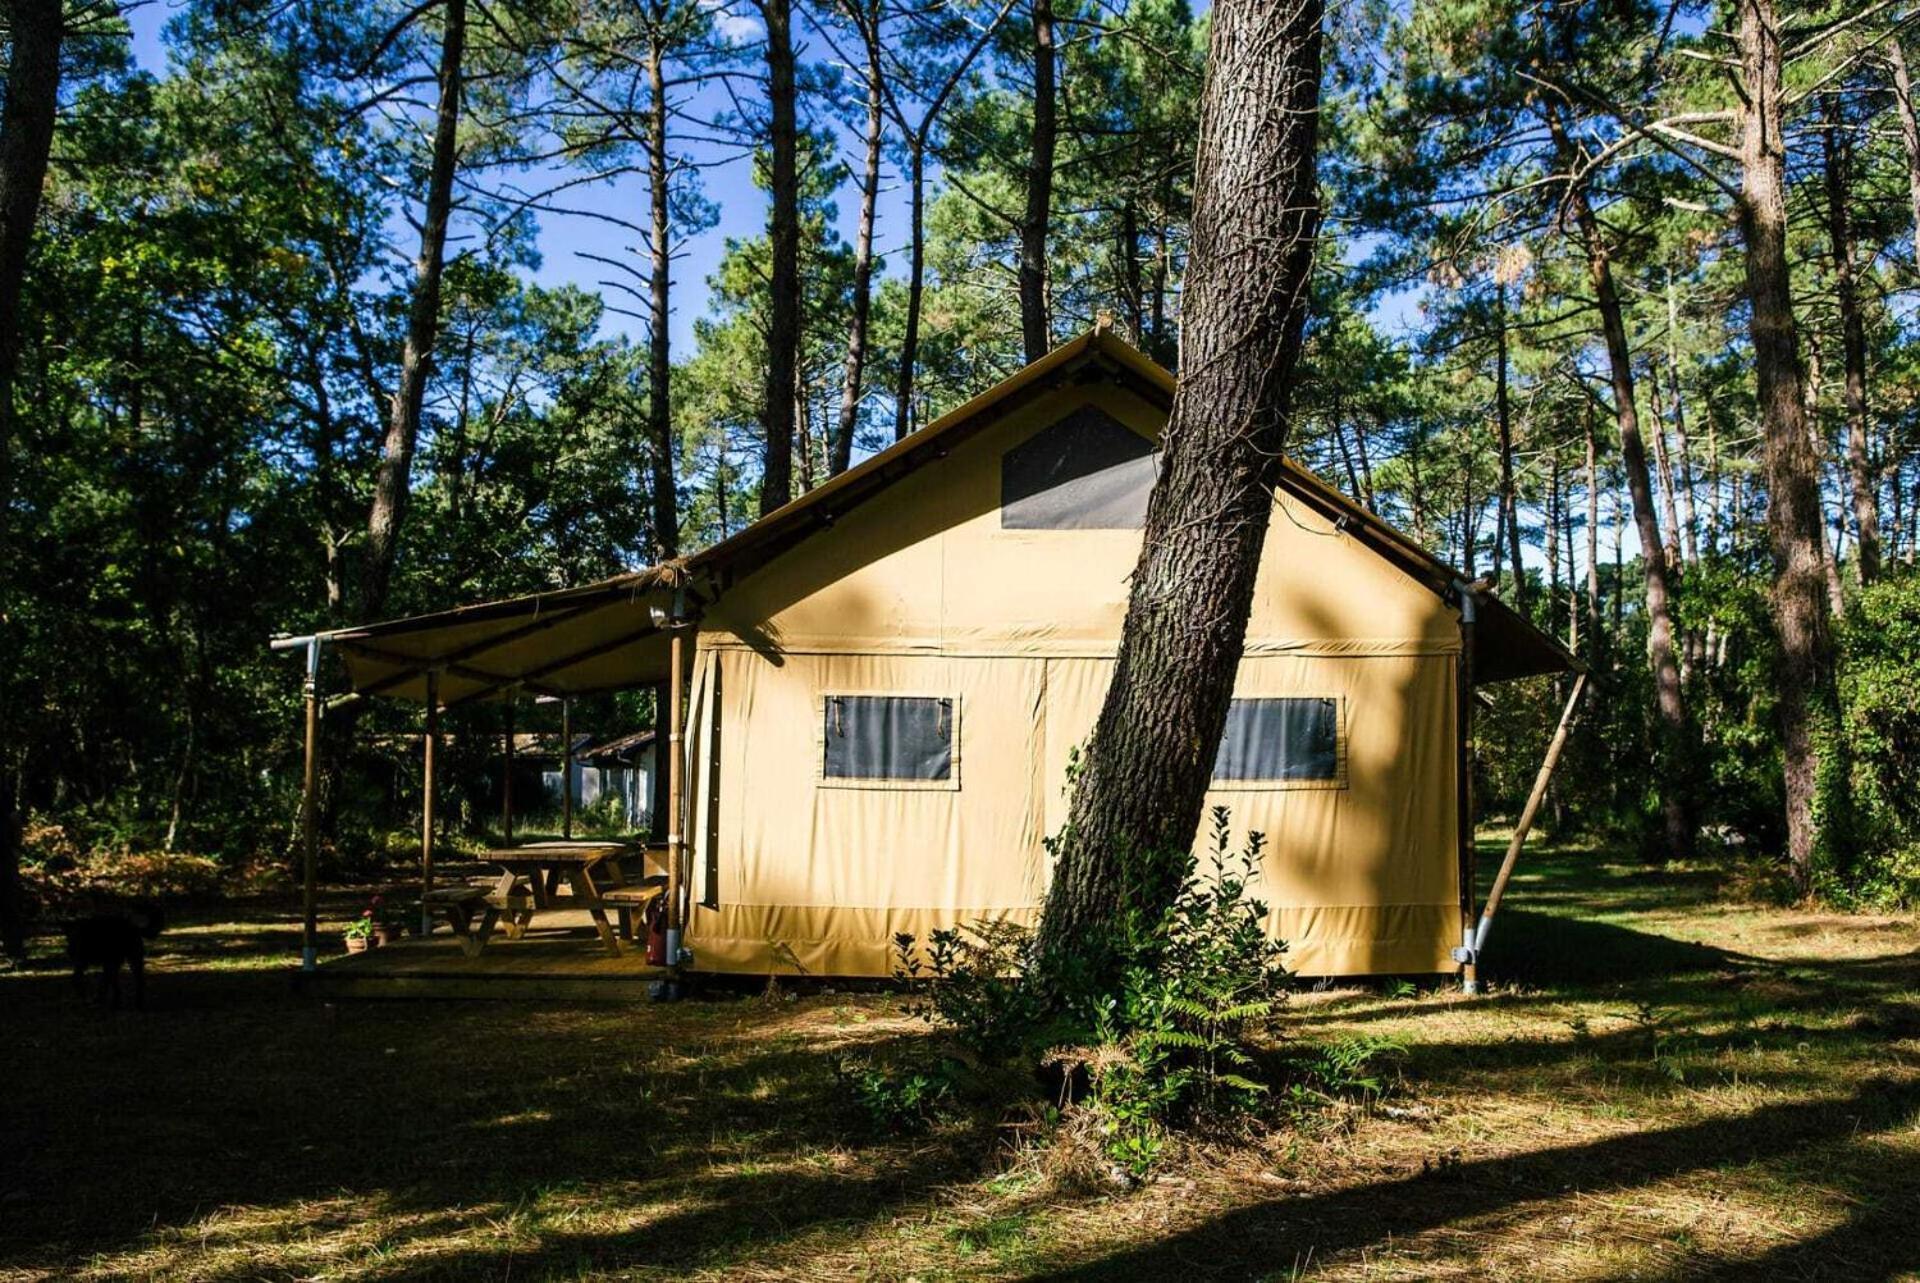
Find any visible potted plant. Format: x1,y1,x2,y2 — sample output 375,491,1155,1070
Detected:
370,894,405,947
343,910,373,954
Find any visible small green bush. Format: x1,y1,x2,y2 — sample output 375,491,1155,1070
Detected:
829,1052,956,1135
889,807,1292,1180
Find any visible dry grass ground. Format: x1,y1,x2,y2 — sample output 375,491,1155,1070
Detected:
2,845,1916,1281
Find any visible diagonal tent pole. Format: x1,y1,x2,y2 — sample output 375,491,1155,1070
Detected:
1470,670,1589,962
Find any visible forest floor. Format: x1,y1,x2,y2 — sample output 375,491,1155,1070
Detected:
2,843,1917,1281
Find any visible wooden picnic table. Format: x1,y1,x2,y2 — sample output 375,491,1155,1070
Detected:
482,840,649,955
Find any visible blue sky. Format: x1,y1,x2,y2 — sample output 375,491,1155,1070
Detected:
127,0,908,355
125,0,1632,579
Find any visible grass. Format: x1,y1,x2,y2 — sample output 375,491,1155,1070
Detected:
2,842,1917,1280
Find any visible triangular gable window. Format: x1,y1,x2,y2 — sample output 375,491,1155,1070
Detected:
1000,406,1158,529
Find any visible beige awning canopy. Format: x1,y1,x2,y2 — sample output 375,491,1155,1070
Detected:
328,566,688,707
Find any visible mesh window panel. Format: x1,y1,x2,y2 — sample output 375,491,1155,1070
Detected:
1213,697,1340,782
1000,406,1158,529
824,695,953,781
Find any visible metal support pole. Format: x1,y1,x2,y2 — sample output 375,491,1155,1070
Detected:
1453,585,1479,994
422,669,439,937
502,692,515,843
299,640,321,971
561,697,573,840
665,627,687,964
1472,671,1587,955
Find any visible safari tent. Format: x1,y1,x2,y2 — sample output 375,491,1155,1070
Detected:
287,330,1576,981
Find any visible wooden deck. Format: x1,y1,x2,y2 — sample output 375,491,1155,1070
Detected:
301,912,675,1003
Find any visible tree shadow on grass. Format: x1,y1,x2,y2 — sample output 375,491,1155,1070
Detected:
0,968,989,1279
1022,1079,1920,1280
1477,907,1740,989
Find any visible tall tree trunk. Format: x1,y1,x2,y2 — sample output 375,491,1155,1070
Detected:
833,14,883,477
1546,447,1561,640
0,0,60,510
1019,0,1056,363
1585,408,1601,651
646,15,679,558
1494,285,1527,613
0,0,63,961
1646,362,1685,571
1039,0,1323,970
1665,276,1701,565
361,0,466,621
1886,38,1920,276
760,0,799,515
1821,98,1880,584
893,138,926,441
1547,101,1696,862
1737,0,1837,897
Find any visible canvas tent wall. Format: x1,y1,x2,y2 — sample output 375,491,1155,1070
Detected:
317,330,1573,981
680,369,1488,978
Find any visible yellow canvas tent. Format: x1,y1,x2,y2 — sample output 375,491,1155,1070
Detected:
312,330,1575,980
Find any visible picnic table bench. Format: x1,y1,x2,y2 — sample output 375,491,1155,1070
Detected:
479,840,653,956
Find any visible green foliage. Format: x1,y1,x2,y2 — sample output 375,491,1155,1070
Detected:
894,807,1291,1180
829,1052,957,1135
1830,575,1920,907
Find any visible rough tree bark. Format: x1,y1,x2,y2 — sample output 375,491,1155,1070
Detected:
1821,97,1879,584
832,1,883,476
1737,0,1836,896
1037,0,1323,967
1546,101,1696,862
645,7,679,557
0,0,64,961
361,0,467,621
1018,0,1057,363
759,0,799,515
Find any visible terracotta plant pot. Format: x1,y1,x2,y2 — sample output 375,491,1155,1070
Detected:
345,935,370,954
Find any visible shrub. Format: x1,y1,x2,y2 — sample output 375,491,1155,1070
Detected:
889,807,1291,1180
829,1052,956,1135
1833,575,1920,907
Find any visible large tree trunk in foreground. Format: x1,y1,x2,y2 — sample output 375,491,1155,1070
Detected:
1821,100,1879,585
1038,0,1323,968
361,0,466,621
833,11,883,476
1019,0,1057,363
1738,0,1836,896
646,17,679,558
759,0,799,514
1547,103,1696,862
0,0,64,961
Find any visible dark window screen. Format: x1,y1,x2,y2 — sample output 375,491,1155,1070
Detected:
824,696,953,781
1001,407,1158,529
1213,698,1340,782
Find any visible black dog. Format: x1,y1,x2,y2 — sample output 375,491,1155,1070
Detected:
64,903,164,1009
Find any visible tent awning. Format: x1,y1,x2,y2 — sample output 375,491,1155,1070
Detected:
324,569,686,707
